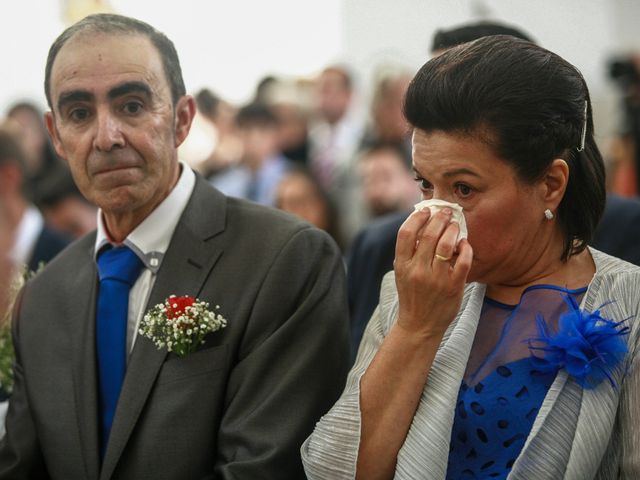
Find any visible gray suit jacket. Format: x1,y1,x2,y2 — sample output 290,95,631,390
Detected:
302,248,640,479
0,176,350,479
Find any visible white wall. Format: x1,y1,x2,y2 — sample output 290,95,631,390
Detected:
1,0,638,142
0,1,63,111
341,0,633,142
112,0,343,105
0,0,343,110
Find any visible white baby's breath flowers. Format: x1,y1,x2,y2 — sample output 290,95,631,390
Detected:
139,295,227,357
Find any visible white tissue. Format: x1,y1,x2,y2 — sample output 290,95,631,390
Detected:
414,199,468,244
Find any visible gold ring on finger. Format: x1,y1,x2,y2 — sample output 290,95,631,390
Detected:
434,253,452,262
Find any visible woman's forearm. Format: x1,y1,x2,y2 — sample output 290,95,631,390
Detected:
356,208,472,479
357,323,444,480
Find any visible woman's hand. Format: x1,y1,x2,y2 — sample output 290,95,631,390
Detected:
394,207,473,338
356,208,473,480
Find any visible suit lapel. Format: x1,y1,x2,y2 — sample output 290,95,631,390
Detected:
71,244,101,480
99,177,227,479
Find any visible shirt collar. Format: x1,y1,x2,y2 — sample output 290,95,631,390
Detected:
94,163,196,273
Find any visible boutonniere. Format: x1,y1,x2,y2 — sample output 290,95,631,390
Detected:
139,295,227,357
528,295,630,389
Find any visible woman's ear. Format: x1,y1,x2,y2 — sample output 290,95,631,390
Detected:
542,158,569,209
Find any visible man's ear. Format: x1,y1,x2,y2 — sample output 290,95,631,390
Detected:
44,112,67,161
174,96,196,148
542,158,569,210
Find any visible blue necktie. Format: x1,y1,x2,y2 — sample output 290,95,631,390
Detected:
96,245,144,459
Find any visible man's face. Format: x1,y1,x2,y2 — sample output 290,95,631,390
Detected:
7,108,47,174
359,149,415,216
45,32,193,226
317,70,351,125
42,196,97,239
238,124,278,169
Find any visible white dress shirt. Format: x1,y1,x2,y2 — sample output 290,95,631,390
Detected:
94,164,196,355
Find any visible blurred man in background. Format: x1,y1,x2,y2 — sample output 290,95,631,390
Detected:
0,128,69,272
357,142,418,219
36,167,97,239
309,65,364,242
210,103,291,206
5,102,67,201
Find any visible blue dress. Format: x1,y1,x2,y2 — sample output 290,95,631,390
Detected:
446,286,587,479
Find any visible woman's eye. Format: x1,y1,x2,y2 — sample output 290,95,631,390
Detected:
414,177,433,192
455,184,473,198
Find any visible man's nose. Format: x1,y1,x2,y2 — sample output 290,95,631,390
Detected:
93,109,125,152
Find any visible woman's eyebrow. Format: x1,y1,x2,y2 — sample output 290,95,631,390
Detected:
411,166,480,178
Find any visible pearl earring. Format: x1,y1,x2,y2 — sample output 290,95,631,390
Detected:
544,209,554,220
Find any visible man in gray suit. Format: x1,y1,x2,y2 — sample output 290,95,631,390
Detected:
0,14,349,479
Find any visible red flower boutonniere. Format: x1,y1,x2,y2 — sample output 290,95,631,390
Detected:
139,295,227,357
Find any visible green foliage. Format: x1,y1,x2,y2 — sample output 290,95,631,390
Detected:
0,266,40,395
0,321,14,395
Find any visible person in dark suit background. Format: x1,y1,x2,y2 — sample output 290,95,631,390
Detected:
0,13,349,479
36,166,97,240
592,193,640,265
5,102,67,201
347,211,405,360
0,129,70,273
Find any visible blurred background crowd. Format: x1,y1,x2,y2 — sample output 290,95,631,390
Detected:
2,0,640,348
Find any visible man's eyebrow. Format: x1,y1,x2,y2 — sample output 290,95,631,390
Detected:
108,81,153,100
57,90,93,112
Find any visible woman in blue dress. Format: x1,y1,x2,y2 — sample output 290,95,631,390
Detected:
302,35,639,479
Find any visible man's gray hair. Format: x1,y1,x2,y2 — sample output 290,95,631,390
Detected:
44,13,186,109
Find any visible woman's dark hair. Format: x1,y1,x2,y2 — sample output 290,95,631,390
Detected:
404,35,606,260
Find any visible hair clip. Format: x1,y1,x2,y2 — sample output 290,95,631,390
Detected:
577,100,587,152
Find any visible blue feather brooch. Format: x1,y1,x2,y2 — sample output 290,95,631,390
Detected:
528,295,630,389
